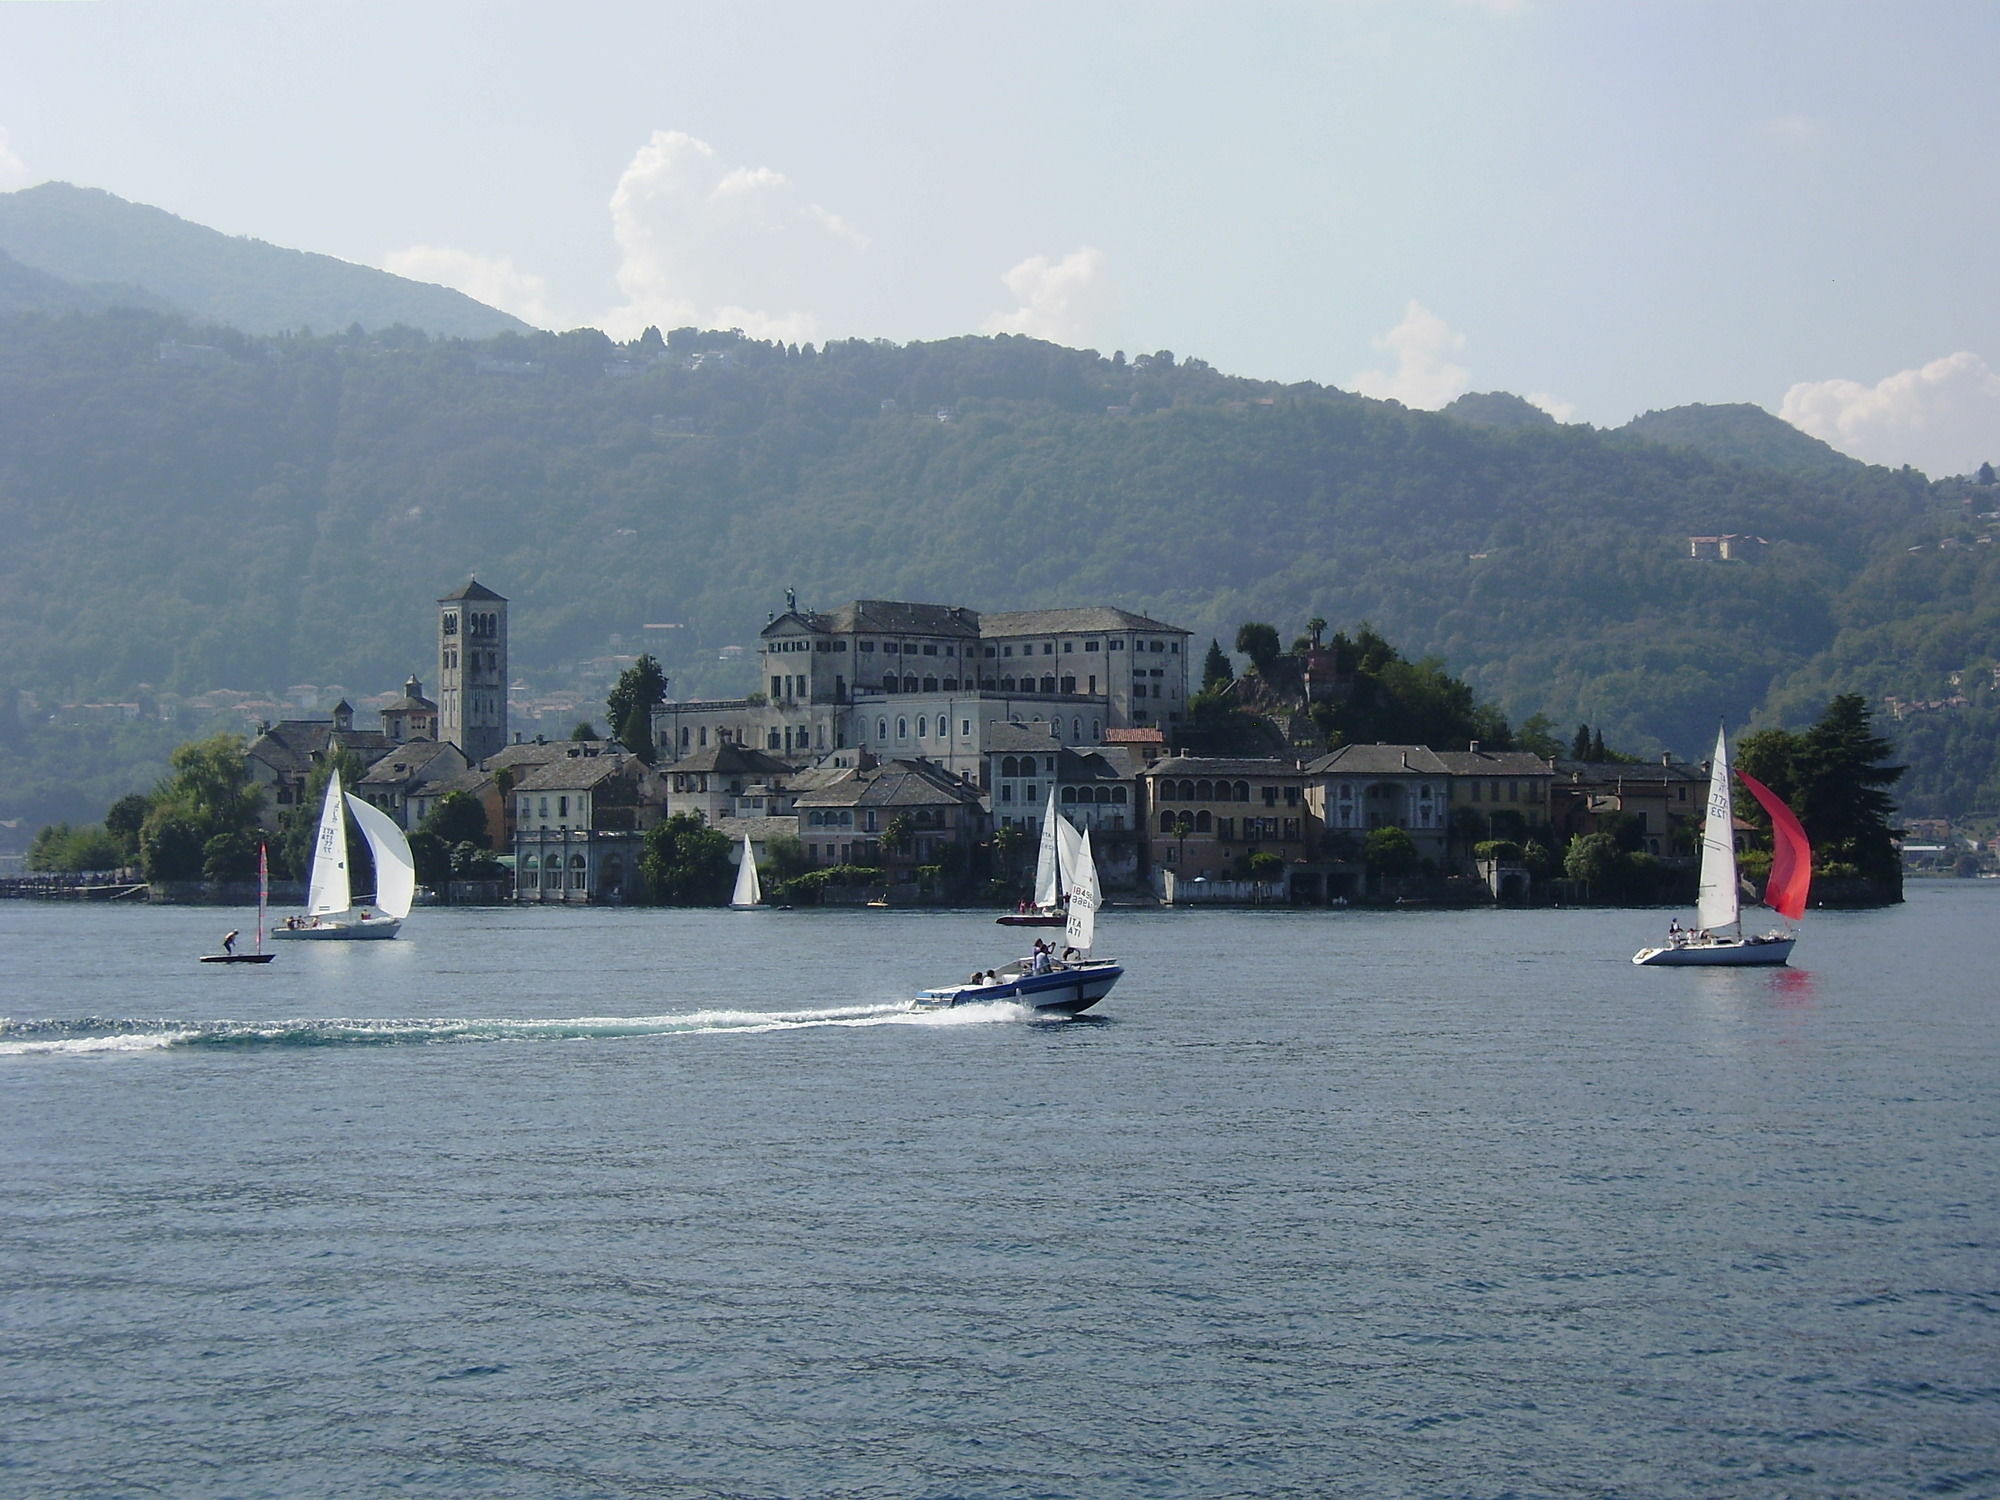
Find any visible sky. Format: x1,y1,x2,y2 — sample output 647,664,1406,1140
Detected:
2,0,1997,476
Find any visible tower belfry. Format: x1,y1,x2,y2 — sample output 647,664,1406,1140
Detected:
438,579,508,762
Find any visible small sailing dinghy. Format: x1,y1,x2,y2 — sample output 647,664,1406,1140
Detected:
997,787,1082,925
919,828,1123,1015
729,833,763,909
1633,725,1811,967
201,842,278,963
271,769,415,941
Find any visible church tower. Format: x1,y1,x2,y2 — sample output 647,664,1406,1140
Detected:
438,580,508,763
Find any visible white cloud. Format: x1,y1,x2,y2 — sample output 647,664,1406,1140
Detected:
380,245,558,328
1525,391,1578,424
1350,301,1470,408
982,246,1114,345
1780,352,2000,476
0,127,31,191
598,129,869,343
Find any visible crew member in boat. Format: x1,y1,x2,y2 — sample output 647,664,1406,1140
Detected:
1667,918,1682,945
222,929,239,955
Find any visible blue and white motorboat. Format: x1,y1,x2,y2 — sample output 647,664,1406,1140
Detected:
918,825,1123,1015
914,955,1124,1015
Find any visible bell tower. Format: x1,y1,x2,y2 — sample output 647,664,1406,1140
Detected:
438,579,508,763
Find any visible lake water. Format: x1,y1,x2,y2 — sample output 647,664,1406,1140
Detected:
2,889,1995,1499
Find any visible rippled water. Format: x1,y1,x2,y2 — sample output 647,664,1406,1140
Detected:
2,891,1995,1498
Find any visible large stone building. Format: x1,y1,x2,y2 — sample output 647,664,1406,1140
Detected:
438,579,508,762
653,597,1190,782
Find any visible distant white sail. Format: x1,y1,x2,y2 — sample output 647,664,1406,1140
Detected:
731,834,762,908
345,792,417,920
305,771,350,917
1694,725,1740,934
1032,788,1063,909
1064,829,1099,954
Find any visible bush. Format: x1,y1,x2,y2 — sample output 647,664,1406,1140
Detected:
1473,839,1523,863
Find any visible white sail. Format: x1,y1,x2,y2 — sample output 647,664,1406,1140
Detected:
1032,787,1063,909
731,833,762,908
304,771,351,917
1694,725,1740,934
1064,829,1100,954
345,792,417,920
1056,816,1086,899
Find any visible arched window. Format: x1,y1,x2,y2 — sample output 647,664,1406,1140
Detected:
922,676,938,692
917,716,928,738
1000,756,1017,778
903,675,918,692
1235,781,1250,802
1159,811,1176,833
1095,786,1111,803
1195,810,1212,832
1060,786,1076,804
882,672,898,692
1092,718,1101,739
1178,779,1196,801
1072,717,1082,739
570,854,588,889
1113,786,1127,804
877,718,888,740
897,717,908,739
1062,677,1076,694
1196,779,1214,801
1039,675,1056,694
1001,676,1015,692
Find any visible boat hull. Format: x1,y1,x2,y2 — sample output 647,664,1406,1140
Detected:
995,912,1066,927
200,952,277,964
1633,935,1795,967
915,962,1123,1016
271,917,403,941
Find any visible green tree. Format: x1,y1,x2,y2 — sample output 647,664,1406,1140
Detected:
1201,638,1232,691
607,654,668,763
104,792,153,862
408,828,452,894
640,812,735,904
1563,831,1621,888
1234,622,1283,675
1741,693,1904,895
571,721,601,741
1363,825,1420,879
139,733,265,881
420,790,489,850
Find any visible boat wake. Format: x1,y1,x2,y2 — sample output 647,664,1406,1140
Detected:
0,1000,1039,1056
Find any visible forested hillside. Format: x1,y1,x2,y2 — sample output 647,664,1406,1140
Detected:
2,307,1996,826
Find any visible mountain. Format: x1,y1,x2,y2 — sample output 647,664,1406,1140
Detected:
1615,401,1866,480
0,182,530,339
0,246,176,318
1441,391,1559,430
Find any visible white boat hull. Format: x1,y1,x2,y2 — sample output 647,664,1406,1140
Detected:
915,962,1122,1016
271,916,403,941
1633,934,1795,966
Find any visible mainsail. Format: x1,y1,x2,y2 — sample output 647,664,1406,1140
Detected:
1064,829,1100,954
1032,788,1064,909
305,771,351,918
1693,726,1740,934
345,791,417,920
731,833,762,907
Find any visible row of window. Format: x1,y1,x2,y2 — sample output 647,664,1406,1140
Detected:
518,795,575,819
1157,811,1302,839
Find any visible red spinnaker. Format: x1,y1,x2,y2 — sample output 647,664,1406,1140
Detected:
1736,769,1811,920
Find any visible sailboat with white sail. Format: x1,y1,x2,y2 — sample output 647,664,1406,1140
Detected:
997,787,1080,925
1633,725,1811,967
271,769,415,940
730,833,763,909
201,842,278,963
917,827,1123,1015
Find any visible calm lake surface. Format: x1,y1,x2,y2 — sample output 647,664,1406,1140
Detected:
2,889,1995,1499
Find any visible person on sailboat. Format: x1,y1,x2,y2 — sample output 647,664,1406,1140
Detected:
222,929,240,955
1667,918,1682,945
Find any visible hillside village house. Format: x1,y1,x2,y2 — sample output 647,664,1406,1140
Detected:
1434,745,1557,843
985,720,1146,886
791,756,987,886
1302,744,1458,865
